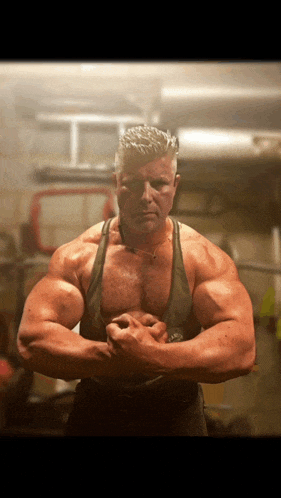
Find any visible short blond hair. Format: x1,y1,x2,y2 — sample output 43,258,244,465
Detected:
115,125,179,173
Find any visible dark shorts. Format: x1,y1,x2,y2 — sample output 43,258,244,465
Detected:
65,378,208,437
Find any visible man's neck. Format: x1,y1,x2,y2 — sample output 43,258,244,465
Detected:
118,217,172,250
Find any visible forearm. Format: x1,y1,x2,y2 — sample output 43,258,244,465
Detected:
153,320,256,384
17,322,117,381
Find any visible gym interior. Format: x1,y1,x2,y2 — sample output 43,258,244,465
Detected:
1,61,281,437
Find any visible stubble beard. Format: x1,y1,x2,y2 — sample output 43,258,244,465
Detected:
119,211,168,238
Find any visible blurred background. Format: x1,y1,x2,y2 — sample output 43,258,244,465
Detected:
1,60,281,437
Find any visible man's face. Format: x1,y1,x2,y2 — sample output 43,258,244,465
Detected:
114,155,180,233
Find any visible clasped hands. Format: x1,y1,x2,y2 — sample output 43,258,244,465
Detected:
105,312,168,377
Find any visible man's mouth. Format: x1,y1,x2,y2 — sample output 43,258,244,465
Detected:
136,212,156,217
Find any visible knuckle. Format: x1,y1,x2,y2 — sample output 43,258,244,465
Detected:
119,313,131,321
141,316,154,326
153,321,166,331
112,313,133,328
106,323,115,334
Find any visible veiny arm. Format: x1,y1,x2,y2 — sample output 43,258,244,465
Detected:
17,243,123,381
106,238,256,384
153,241,256,383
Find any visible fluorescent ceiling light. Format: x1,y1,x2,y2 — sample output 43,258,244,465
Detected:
162,86,281,100
182,130,232,144
177,128,281,160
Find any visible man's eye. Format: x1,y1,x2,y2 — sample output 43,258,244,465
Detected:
151,181,167,190
122,181,141,191
122,180,168,191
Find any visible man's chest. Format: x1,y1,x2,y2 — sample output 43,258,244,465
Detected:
99,246,173,319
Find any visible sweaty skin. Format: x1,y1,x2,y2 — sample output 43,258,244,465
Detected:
17,155,256,383
113,311,168,343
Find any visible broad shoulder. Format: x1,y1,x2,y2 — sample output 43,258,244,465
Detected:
178,221,239,284
47,221,105,281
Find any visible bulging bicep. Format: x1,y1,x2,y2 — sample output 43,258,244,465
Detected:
192,277,252,330
22,275,85,330
19,246,85,339
191,244,253,330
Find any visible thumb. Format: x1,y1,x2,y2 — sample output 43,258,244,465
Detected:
106,321,122,337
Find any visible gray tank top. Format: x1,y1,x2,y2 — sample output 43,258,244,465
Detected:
79,217,203,388
75,217,207,435
80,217,200,343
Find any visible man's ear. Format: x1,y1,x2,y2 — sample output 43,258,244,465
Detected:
174,174,181,189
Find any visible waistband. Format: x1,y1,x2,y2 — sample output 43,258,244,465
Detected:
77,376,201,401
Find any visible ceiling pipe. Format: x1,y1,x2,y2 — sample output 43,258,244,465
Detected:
162,86,281,102
36,113,144,124
177,128,281,162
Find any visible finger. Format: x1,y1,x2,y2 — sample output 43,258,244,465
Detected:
139,313,160,327
150,330,169,343
151,321,167,332
149,321,168,343
106,335,117,353
111,313,135,329
106,322,123,338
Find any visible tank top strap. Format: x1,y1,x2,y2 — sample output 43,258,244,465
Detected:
86,217,113,325
83,216,193,343
162,217,193,341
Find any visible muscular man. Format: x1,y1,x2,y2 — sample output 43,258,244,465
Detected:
17,126,256,436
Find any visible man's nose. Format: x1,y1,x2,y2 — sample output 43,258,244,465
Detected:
140,181,153,203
